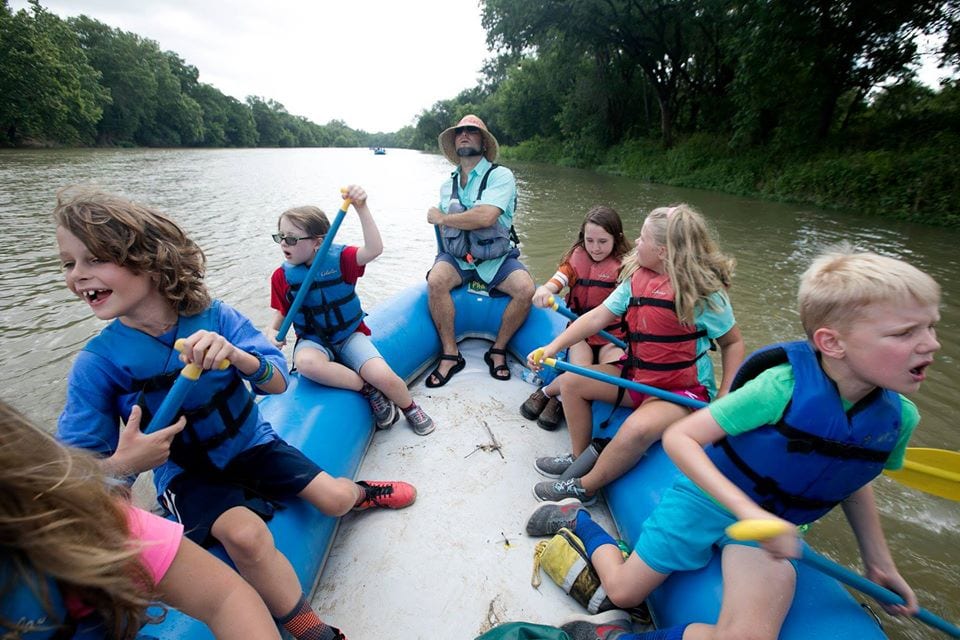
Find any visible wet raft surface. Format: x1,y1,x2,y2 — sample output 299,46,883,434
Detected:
312,339,617,639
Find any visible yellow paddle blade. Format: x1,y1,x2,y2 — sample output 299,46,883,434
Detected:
883,447,960,501
726,519,792,541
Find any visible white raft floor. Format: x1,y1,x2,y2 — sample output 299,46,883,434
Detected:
311,339,618,639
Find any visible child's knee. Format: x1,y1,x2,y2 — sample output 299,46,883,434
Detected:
295,348,329,372
215,514,275,562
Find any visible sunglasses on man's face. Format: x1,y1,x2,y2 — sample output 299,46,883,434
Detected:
454,126,481,136
272,233,316,246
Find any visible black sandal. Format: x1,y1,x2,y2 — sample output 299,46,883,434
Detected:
425,352,466,388
483,347,511,381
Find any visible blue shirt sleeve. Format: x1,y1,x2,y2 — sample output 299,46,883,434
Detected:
57,348,124,455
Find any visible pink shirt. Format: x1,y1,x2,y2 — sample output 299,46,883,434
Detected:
66,506,184,618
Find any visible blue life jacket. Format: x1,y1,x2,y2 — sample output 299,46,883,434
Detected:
705,341,901,525
82,300,258,475
0,558,67,639
282,245,365,347
0,558,152,639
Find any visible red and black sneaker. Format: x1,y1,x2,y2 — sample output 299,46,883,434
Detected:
353,480,417,511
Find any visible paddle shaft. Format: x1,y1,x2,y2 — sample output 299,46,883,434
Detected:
275,200,350,341
145,363,202,434
547,297,627,349
799,547,960,638
541,356,706,410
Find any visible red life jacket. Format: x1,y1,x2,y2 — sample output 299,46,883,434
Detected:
565,246,625,347
623,267,706,389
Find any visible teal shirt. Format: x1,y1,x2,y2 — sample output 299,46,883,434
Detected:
438,157,517,283
602,280,736,398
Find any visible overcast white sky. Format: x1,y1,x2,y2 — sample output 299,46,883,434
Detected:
10,0,494,132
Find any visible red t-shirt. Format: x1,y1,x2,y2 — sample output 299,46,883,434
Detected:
270,245,371,336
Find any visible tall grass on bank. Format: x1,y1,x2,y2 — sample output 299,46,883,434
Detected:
501,134,959,226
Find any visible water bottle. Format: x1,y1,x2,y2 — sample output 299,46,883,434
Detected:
447,197,466,213
519,367,542,387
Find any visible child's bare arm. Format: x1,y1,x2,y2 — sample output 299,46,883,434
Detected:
841,485,919,615
345,185,383,265
157,536,281,639
663,410,800,558
714,325,745,397
527,305,619,368
269,310,287,348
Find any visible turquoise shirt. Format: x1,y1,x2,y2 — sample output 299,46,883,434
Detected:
603,280,736,398
438,157,517,284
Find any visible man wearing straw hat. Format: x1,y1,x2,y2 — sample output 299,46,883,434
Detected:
424,114,534,388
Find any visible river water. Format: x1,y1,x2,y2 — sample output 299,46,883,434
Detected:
0,147,956,638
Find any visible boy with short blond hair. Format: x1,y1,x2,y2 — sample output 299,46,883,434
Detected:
527,247,940,640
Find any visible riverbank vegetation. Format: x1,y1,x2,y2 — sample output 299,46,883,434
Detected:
4,0,958,224
0,1,410,148
410,0,960,225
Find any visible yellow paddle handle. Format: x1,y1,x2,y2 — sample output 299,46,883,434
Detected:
530,347,558,368
339,187,352,212
546,295,560,311
173,339,230,370
725,519,792,541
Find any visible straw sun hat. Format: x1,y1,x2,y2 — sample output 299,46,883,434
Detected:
437,114,499,164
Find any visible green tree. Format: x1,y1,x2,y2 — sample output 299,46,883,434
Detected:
0,0,106,145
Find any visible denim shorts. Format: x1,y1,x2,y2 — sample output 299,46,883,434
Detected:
431,247,528,296
294,331,384,374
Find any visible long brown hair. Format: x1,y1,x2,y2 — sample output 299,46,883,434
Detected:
53,187,211,316
0,401,157,638
560,205,632,266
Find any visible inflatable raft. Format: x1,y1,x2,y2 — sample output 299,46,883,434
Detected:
134,283,883,637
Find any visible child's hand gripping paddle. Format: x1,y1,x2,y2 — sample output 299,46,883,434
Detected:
726,519,960,637
275,190,352,342
144,339,230,434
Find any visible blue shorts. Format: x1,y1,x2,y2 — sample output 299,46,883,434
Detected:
633,478,762,574
294,331,383,373
430,247,528,297
159,439,323,546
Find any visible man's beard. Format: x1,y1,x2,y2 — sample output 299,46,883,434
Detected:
456,146,483,157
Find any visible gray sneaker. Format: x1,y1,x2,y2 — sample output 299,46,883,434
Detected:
534,452,575,478
403,404,435,436
533,477,597,506
560,610,633,640
525,497,587,536
367,388,400,429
